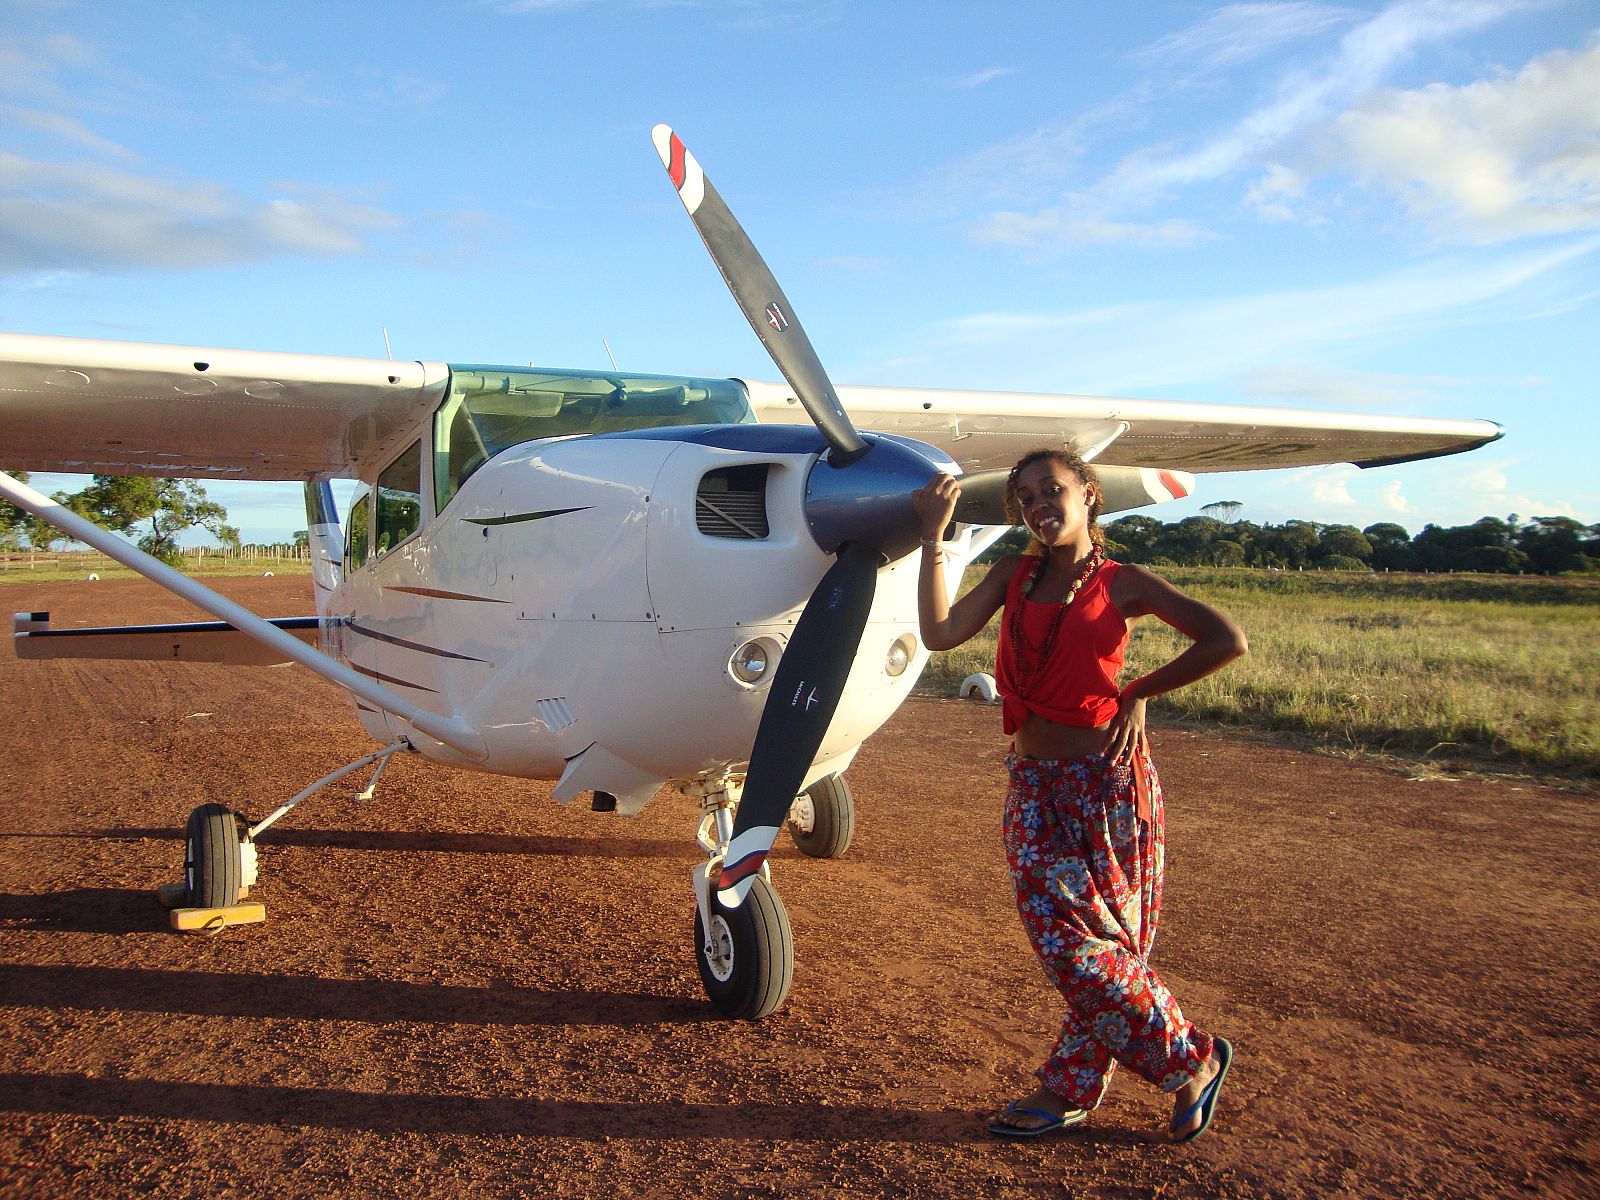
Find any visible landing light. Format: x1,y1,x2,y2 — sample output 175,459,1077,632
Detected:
885,633,917,678
730,637,781,685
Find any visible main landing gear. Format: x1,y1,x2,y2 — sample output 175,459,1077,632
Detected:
171,749,858,1024
786,775,854,859
183,802,252,908
173,741,410,915
688,772,856,1019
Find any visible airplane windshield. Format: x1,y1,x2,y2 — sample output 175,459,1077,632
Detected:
433,365,754,512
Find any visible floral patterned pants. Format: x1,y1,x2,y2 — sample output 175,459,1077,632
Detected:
1003,753,1212,1109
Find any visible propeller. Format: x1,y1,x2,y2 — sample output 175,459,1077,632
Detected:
654,124,928,906
653,125,1195,906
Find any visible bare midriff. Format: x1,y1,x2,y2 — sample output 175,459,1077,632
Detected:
1011,713,1112,761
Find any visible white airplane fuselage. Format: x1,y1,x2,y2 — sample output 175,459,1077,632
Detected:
325,426,970,812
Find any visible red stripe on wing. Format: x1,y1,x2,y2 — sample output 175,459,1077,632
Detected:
1157,470,1189,498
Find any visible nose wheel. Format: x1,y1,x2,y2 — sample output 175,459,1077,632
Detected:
693,873,793,1020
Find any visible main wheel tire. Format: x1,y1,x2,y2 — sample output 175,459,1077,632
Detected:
184,803,243,909
693,874,794,1020
786,774,854,859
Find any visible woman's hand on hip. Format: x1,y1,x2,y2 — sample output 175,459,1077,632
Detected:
1104,695,1147,764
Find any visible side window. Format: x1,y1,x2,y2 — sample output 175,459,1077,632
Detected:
345,488,371,569
375,441,422,555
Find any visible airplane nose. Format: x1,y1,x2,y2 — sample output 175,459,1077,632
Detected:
802,436,946,561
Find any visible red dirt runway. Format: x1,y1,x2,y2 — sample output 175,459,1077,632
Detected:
1,577,1595,1198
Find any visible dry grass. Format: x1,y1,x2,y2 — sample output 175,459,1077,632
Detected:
922,566,1599,781
0,551,309,583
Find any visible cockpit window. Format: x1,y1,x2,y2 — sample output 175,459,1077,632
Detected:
375,440,422,555
433,366,754,512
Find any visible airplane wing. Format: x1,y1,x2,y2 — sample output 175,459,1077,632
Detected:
0,331,1500,482
0,332,449,480
742,380,1504,474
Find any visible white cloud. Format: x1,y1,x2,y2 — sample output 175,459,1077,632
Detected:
1243,362,1453,409
946,67,1018,90
0,33,96,102
1312,472,1358,504
1378,479,1415,512
970,212,1211,250
1136,2,1356,73
1,106,134,159
944,0,1535,253
0,153,403,274
881,235,1599,394
925,118,1102,212
1455,458,1511,491
1334,40,1600,242
1243,162,1309,221
1430,455,1585,520
1110,0,1525,197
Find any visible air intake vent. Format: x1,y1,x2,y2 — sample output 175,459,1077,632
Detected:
696,464,770,539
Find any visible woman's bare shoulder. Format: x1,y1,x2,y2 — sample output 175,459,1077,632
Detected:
984,553,1033,586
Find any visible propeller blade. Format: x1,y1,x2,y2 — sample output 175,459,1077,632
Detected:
718,541,880,906
652,124,869,467
1097,465,1195,514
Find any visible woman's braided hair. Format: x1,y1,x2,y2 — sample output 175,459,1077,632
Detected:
1003,447,1105,556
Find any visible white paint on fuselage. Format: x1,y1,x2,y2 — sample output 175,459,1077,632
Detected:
328,432,967,808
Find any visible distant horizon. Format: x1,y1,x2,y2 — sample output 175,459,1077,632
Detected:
11,487,1591,558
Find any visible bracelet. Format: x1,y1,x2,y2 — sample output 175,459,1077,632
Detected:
920,538,942,548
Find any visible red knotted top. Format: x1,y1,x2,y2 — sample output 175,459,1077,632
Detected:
994,554,1129,736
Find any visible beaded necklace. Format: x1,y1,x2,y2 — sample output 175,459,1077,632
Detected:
1008,546,1105,692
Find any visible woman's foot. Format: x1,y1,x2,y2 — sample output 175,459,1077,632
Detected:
1165,1037,1233,1143
986,1085,1089,1138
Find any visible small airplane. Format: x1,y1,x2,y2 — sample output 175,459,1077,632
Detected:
0,125,1501,1018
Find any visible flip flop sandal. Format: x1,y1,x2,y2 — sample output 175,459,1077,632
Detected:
1172,1036,1233,1144
987,1101,1090,1139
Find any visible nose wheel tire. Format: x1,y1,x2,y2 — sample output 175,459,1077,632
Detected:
694,874,793,1020
786,774,854,859
184,803,243,909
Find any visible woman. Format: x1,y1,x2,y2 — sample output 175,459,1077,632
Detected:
914,448,1247,1143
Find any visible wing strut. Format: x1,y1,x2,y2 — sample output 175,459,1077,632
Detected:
0,472,485,760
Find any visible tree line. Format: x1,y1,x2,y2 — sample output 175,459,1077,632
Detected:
7,473,1596,577
0,474,237,567
984,510,1599,575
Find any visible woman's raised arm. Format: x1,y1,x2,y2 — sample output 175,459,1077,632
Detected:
914,473,1015,651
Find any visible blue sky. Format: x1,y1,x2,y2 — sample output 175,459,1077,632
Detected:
4,0,1596,543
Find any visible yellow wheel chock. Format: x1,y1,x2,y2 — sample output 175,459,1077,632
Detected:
156,881,266,932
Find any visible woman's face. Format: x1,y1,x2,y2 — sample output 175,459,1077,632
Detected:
1012,459,1096,548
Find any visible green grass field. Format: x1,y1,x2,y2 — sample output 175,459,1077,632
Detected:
922,566,1599,784
0,552,310,582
